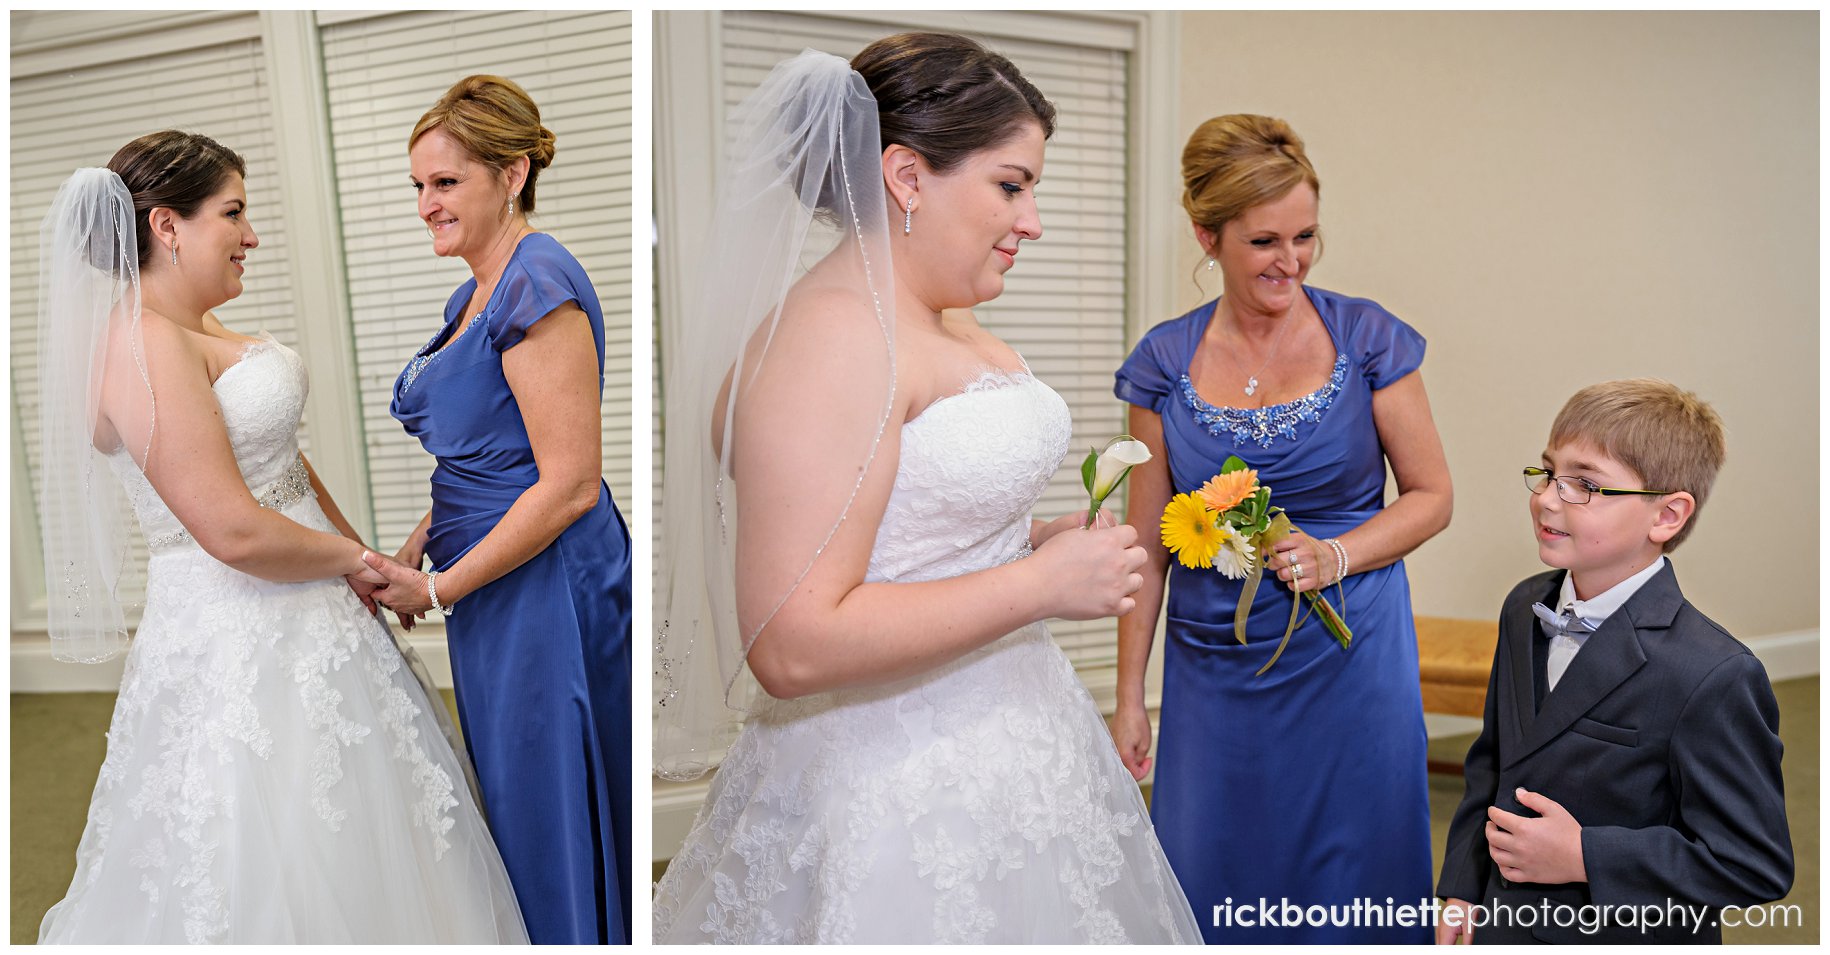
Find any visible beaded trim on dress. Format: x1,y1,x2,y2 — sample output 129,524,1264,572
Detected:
401,312,489,394
1177,353,1348,449
145,454,314,552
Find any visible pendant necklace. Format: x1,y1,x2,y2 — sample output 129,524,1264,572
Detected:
1223,300,1297,398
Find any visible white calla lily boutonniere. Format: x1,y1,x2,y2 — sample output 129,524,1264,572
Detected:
1081,435,1152,528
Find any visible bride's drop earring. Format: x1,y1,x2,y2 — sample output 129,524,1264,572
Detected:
1205,257,1215,271
904,197,914,236
171,243,178,267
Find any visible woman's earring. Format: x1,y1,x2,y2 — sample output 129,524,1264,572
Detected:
170,243,178,267
1205,257,1215,272
508,193,518,217
904,197,914,236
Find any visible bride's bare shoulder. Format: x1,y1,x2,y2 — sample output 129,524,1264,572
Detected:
113,310,211,389
770,279,890,357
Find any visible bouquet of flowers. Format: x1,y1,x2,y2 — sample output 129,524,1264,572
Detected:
1159,454,1351,675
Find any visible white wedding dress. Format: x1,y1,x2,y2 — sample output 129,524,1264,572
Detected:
654,370,1204,943
39,337,527,944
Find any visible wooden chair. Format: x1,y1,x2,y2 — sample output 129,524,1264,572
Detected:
1416,616,1499,773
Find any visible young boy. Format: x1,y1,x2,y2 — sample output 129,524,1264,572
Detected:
1436,379,1792,944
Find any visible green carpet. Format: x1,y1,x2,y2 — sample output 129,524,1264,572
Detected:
648,677,1818,944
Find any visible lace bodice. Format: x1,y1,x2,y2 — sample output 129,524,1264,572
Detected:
867,371,1070,583
108,337,308,547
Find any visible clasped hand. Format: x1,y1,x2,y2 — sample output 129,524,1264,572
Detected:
345,550,435,630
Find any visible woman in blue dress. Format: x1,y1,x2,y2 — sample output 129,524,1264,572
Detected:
1109,114,1452,943
361,75,632,944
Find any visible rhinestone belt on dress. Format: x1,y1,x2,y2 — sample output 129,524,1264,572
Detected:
145,454,314,552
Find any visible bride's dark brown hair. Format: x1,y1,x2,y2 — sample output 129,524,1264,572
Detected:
851,32,1056,173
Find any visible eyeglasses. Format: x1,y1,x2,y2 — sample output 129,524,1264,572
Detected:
1522,467,1673,505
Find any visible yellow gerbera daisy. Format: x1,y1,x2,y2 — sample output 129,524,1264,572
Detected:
1161,492,1224,569
1198,469,1259,513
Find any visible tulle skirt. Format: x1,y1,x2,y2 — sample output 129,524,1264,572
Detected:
38,526,526,944
653,623,1203,944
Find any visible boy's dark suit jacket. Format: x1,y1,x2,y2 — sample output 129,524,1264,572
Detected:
1437,562,1792,943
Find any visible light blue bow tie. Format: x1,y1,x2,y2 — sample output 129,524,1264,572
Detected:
1532,601,1597,637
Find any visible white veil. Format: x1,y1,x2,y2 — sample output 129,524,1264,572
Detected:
655,51,897,780
36,168,151,663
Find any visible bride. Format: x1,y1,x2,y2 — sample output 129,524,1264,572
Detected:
653,34,1203,943
34,132,525,943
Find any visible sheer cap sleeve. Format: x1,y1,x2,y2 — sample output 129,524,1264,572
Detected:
485,235,594,353
1336,292,1426,389
1114,307,1203,413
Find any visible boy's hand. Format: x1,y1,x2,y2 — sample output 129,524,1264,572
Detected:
1435,897,1475,944
1486,788,1587,885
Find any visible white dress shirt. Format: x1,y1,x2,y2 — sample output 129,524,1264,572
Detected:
1545,556,1668,692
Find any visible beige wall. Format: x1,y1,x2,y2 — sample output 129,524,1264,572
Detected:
1169,11,1817,636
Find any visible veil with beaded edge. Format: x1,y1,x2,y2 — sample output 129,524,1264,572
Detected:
36,167,155,664
654,51,898,781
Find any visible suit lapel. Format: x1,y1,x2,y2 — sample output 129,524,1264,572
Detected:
1502,562,1682,770
1500,574,1559,759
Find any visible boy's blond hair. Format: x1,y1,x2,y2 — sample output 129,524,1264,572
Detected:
1550,378,1725,550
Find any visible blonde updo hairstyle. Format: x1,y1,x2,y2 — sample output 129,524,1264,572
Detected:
410,74,557,213
1181,114,1320,258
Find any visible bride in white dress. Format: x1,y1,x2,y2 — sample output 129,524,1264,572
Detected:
34,133,525,943
653,35,1203,943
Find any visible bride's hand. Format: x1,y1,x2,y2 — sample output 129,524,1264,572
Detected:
1032,509,1115,548
345,573,381,615
1108,701,1154,781
1030,522,1145,620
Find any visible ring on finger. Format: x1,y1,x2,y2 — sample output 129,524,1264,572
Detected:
1292,561,1304,580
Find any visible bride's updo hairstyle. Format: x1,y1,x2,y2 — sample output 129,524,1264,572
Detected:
106,131,246,267
1181,114,1320,241
852,32,1056,173
411,74,557,213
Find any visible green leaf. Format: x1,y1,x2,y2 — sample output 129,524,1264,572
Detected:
1221,455,1248,474
1080,448,1097,493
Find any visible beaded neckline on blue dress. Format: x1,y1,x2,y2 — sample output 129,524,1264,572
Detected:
1178,352,1348,449
400,310,492,394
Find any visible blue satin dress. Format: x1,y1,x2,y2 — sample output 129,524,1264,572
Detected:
1115,287,1433,943
391,233,631,944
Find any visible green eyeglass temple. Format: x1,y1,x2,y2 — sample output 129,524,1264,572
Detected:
1522,467,1673,500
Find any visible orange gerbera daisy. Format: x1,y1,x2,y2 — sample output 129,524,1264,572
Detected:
1198,469,1259,513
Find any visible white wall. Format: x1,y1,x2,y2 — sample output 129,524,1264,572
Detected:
1171,11,1817,641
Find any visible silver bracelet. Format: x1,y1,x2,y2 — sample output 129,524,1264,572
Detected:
1322,537,1349,585
427,569,454,617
